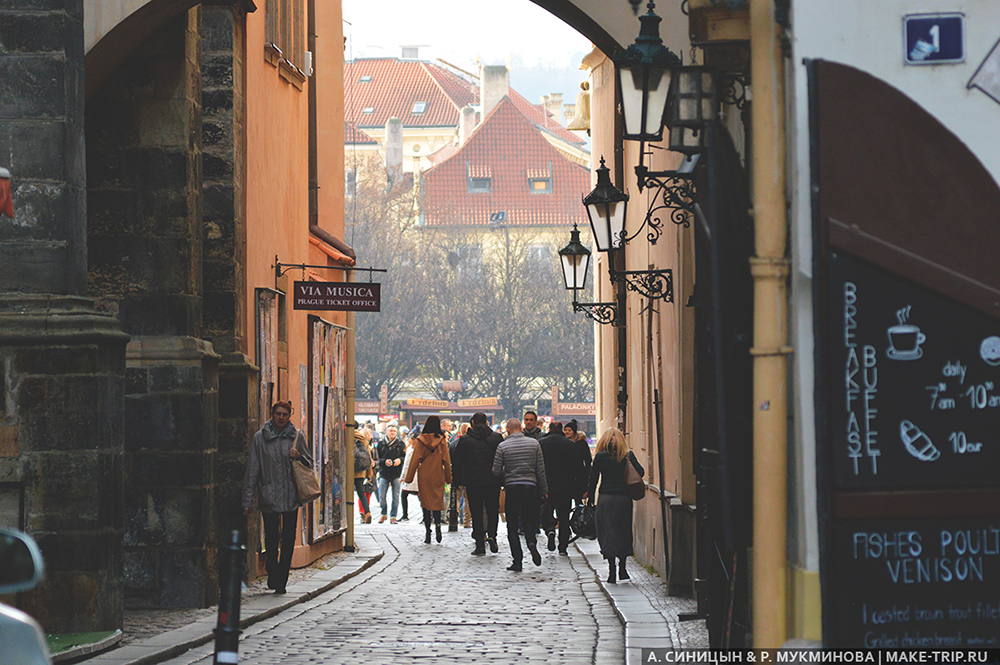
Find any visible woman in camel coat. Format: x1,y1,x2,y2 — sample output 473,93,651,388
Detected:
403,415,452,544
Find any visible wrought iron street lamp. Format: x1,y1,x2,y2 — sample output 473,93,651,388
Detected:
558,224,619,326
558,224,591,291
614,1,682,142
583,157,629,252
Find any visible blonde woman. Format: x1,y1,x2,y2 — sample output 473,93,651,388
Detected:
585,428,644,583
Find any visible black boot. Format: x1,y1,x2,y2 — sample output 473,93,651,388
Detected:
424,524,432,544
546,531,556,551
618,557,630,580
487,536,499,553
435,522,442,543
606,557,617,584
471,540,486,556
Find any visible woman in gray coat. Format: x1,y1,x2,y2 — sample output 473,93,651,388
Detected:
242,401,312,594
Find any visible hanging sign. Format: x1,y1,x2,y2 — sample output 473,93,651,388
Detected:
293,281,380,312
904,13,964,65
456,397,499,408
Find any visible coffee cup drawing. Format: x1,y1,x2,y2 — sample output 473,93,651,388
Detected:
886,306,925,361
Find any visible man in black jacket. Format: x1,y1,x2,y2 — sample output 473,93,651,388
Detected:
453,412,503,555
375,425,406,523
539,421,585,554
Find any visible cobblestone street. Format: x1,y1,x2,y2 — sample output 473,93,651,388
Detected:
160,520,627,664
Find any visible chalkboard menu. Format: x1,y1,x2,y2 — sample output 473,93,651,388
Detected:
828,251,1000,491
832,517,1000,647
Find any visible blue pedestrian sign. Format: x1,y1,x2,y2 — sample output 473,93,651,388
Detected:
904,13,965,65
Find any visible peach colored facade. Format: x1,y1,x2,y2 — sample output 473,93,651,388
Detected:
244,1,351,569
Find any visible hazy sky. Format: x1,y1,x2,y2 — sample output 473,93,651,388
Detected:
343,0,593,105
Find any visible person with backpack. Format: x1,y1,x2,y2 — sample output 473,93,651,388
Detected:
353,428,375,523
452,412,502,555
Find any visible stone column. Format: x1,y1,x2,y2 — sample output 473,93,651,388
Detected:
0,0,127,632
86,9,219,608
200,1,259,545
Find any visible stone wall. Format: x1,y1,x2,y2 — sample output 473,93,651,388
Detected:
0,0,127,633
86,9,220,609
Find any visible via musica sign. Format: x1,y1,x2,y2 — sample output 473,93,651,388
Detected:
293,281,380,312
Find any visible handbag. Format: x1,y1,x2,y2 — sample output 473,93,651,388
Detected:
361,479,375,495
624,453,645,501
291,438,321,503
569,503,597,541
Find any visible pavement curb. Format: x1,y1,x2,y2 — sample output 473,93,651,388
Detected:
80,547,384,665
52,630,124,663
574,539,675,665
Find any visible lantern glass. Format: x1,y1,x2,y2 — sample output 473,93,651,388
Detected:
586,200,627,252
619,66,672,141
558,226,592,291
669,124,706,156
669,66,719,128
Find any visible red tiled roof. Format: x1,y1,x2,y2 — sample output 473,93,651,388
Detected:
508,89,586,147
344,121,376,144
420,97,590,227
345,58,476,128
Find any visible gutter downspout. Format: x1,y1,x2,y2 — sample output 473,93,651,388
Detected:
750,0,790,647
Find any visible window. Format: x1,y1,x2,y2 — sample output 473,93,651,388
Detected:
361,107,374,114
265,0,306,80
468,177,492,193
359,75,372,82
529,177,552,194
412,101,427,114
527,245,551,263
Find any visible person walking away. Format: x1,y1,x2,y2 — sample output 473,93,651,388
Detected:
352,428,375,523
242,401,312,594
539,421,584,554
564,420,593,507
403,416,452,543
453,412,503,555
492,418,547,571
455,423,472,527
376,425,406,523
399,436,419,521
522,410,543,441
586,428,644,583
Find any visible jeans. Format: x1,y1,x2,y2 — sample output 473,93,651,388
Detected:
262,509,297,591
378,476,401,517
466,484,500,543
504,484,539,562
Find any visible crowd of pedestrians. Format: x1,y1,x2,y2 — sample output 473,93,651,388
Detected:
341,410,645,581
242,403,645,590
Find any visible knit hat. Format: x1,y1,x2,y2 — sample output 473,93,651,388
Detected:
565,419,578,433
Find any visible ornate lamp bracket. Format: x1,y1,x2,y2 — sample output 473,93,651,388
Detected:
572,300,620,326
625,150,699,245
610,268,674,302
721,73,749,110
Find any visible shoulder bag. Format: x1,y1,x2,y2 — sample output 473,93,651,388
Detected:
624,453,645,501
291,435,321,503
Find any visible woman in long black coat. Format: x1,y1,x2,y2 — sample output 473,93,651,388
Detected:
586,428,644,583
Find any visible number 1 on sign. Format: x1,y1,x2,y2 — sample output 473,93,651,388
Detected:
929,24,941,51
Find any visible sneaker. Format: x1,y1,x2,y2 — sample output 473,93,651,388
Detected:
379,515,387,524
558,548,568,555
400,516,409,522
390,518,398,524
471,545,486,556
546,532,556,551
487,537,499,553
506,562,523,572
528,546,542,566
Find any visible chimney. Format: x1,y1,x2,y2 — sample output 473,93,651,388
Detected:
458,105,477,145
542,92,564,126
479,64,509,117
384,117,403,178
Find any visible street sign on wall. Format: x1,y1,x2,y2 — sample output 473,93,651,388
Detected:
904,13,964,65
293,281,380,311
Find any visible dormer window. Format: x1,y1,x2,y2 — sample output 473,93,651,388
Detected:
359,75,372,82
361,107,374,114
412,101,427,114
468,177,492,193
529,177,552,194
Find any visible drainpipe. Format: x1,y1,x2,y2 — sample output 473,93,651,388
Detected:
750,0,790,648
